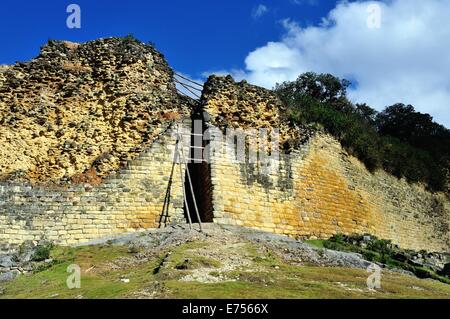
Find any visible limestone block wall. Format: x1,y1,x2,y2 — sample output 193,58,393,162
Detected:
0,121,189,250
209,131,450,252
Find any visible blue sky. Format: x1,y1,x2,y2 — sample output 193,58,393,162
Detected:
1,0,449,127
0,0,334,76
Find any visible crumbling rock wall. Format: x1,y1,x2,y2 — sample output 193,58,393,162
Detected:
0,38,189,185
202,76,450,252
201,75,311,151
0,41,448,253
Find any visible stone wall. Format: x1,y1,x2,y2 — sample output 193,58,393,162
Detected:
202,76,449,253
0,53,448,255
207,125,450,252
0,121,189,250
0,38,189,185
200,75,309,151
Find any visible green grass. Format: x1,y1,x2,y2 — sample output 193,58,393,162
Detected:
305,240,326,249
321,234,450,285
175,256,222,270
165,265,450,299
0,245,159,299
1,240,449,299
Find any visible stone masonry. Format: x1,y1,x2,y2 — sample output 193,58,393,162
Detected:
202,76,449,252
208,131,450,252
0,121,190,251
0,39,448,253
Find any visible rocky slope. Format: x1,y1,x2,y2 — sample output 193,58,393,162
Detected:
0,37,190,185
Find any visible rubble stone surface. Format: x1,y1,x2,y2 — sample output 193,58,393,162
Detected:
0,37,190,185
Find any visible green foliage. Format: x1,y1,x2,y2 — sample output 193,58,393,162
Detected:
377,104,450,190
122,33,140,44
323,234,450,284
276,72,351,110
304,239,325,249
127,244,140,254
275,73,449,192
32,243,54,262
2,241,450,299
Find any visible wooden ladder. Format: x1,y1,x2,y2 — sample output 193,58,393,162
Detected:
175,127,203,232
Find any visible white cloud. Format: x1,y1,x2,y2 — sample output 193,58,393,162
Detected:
229,0,450,127
252,4,269,19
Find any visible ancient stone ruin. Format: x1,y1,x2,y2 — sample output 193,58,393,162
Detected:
0,38,191,184
0,38,448,253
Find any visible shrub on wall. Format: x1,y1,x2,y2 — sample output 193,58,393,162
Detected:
31,243,54,262
275,72,449,192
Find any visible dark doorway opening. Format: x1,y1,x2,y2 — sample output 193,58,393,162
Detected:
184,109,214,223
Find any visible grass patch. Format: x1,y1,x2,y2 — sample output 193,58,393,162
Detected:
246,244,280,267
0,244,160,299
305,240,326,249
1,239,449,299
164,265,450,299
322,234,450,285
175,257,222,270
163,241,210,270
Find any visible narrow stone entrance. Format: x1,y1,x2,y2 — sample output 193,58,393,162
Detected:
183,109,214,223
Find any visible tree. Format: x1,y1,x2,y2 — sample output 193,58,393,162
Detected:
355,103,378,126
274,73,449,192
275,72,352,112
376,103,450,158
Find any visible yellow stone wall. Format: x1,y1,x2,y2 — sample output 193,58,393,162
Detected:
210,132,450,252
0,122,189,249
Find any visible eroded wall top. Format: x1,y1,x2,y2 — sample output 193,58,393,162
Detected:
0,37,190,185
201,75,312,151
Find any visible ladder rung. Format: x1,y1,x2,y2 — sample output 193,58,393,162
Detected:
185,158,207,162
190,146,204,149
178,133,203,137
170,140,203,232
